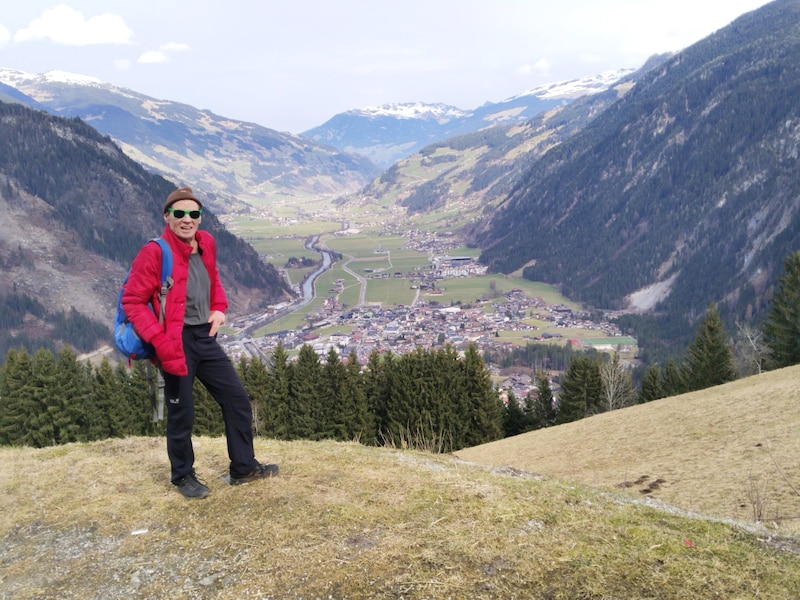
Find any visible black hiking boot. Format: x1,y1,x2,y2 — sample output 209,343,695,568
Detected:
230,462,280,485
173,471,210,499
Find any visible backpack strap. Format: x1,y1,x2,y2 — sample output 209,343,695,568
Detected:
151,238,173,325
149,237,172,423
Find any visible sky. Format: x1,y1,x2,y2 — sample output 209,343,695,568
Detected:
0,1,775,134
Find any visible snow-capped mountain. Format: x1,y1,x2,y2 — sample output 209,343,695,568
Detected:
347,102,470,122
303,68,637,168
508,68,637,101
0,67,378,210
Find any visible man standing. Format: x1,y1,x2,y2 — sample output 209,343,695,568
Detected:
122,186,278,498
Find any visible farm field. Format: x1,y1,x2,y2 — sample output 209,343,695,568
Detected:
232,210,625,350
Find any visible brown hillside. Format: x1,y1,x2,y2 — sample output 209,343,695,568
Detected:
456,365,800,533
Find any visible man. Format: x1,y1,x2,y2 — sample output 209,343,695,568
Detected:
122,186,278,499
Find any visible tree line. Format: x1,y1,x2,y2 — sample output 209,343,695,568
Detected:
3,250,800,452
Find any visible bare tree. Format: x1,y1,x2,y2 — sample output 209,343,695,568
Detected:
733,320,771,376
600,353,635,412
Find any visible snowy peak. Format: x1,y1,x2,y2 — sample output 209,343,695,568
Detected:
0,67,104,88
348,102,470,123
507,68,637,101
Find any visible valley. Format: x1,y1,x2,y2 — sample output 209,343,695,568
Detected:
217,194,638,396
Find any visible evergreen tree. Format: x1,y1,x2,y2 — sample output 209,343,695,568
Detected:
322,348,347,440
91,358,120,439
555,355,602,424
660,359,684,397
461,344,503,448
503,390,527,437
0,348,35,446
638,364,663,403
531,371,557,428
364,349,389,445
114,360,149,435
264,343,291,439
431,345,467,450
763,250,800,368
343,350,371,443
53,346,90,443
31,348,58,447
239,356,270,437
288,344,322,439
683,303,736,391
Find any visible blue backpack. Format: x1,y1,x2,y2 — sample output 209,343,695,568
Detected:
114,238,173,362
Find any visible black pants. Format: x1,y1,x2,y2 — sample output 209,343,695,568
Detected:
163,324,258,482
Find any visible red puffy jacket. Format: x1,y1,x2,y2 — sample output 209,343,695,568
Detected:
121,226,228,376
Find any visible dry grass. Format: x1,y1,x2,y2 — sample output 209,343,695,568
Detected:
457,364,800,532
2,369,800,598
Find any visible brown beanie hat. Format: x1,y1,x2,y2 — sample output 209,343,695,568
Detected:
164,186,203,213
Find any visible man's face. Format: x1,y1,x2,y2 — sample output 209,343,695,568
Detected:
164,200,202,242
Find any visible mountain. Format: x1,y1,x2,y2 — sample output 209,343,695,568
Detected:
303,70,636,168
344,62,663,231
0,69,379,212
0,100,291,358
470,0,800,343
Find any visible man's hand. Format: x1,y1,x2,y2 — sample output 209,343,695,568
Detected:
208,310,226,336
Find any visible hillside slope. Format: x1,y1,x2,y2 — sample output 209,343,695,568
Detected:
456,364,800,533
475,0,800,325
0,101,290,356
1,435,799,599
0,68,379,211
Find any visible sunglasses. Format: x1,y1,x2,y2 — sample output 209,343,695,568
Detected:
167,208,203,219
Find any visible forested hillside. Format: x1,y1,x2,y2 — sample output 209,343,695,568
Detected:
475,0,800,349
0,101,290,358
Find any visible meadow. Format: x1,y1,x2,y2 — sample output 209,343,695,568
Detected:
3,366,800,598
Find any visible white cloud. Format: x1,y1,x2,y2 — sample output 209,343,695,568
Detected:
0,24,10,46
13,4,133,46
137,42,190,65
114,59,131,71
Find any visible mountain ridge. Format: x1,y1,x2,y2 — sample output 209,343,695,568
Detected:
303,69,637,168
0,67,379,212
471,0,800,335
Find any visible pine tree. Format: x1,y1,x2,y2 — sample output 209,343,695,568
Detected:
683,303,736,391
532,371,556,428
114,360,148,435
322,348,347,440
288,344,322,439
555,354,602,424
503,390,527,437
264,342,291,440
91,357,120,439
343,350,371,442
31,348,58,447
239,356,270,437
364,349,388,445
638,364,663,403
53,346,90,443
763,250,800,368
0,348,35,446
461,344,503,448
660,359,684,397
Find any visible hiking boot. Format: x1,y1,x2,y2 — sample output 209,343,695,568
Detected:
230,462,280,485
174,471,210,499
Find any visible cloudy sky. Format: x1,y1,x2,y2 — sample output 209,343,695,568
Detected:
0,1,774,133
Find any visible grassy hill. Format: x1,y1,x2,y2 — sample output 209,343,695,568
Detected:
2,369,800,598
457,364,800,534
